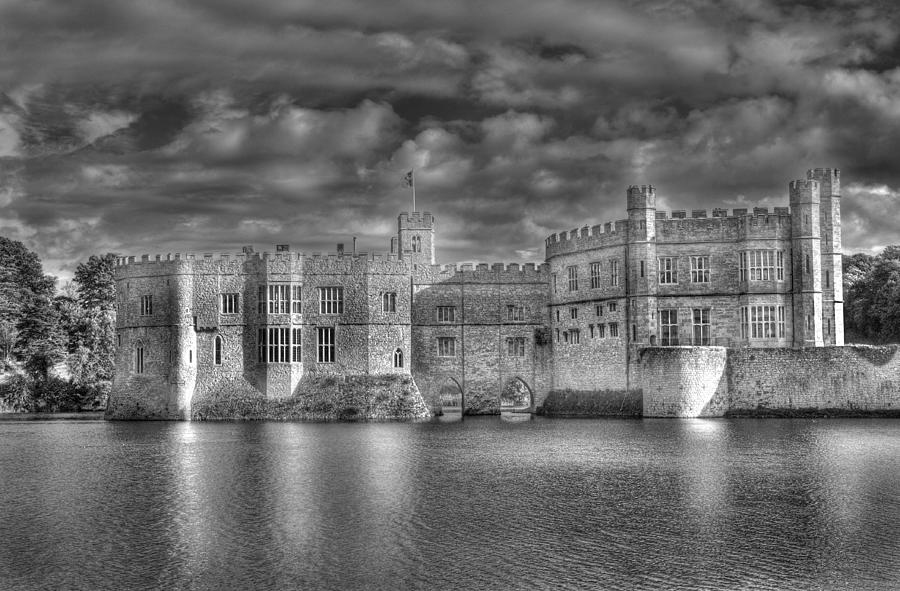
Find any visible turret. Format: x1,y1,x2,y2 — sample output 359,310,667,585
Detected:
789,178,823,347
397,211,435,266
625,184,657,346
807,168,843,345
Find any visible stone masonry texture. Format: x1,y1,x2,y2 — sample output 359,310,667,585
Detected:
108,168,897,420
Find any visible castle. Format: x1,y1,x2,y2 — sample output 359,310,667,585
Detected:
109,168,866,420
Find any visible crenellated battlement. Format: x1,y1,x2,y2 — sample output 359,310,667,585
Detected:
115,250,410,267
414,261,549,285
544,205,795,258
398,211,435,226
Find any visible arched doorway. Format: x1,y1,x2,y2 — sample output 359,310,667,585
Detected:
500,377,533,412
438,377,464,418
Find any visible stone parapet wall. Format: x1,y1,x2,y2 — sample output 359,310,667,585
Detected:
640,345,900,417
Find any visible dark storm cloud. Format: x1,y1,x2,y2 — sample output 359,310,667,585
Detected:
1,0,900,280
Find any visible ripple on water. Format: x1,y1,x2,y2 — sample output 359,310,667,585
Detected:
1,418,899,590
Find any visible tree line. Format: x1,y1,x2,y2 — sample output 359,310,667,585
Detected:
843,246,900,344
0,237,115,412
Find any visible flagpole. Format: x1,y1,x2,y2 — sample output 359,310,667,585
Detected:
412,169,416,212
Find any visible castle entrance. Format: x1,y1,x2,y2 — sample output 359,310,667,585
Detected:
500,377,533,420
438,377,464,421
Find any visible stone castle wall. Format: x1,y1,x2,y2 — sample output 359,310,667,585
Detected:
110,251,423,419
640,345,900,417
109,168,865,421
411,263,552,413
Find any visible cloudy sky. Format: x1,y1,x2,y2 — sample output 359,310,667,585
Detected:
2,0,900,282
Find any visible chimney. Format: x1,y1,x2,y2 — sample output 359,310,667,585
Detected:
337,243,344,256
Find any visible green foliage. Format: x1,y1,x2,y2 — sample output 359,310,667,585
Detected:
74,254,117,312
17,295,66,380
0,374,35,412
0,236,116,411
844,247,900,344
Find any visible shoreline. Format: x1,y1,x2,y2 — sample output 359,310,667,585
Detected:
0,411,107,421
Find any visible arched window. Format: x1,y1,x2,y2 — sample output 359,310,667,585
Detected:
214,335,224,365
412,235,421,253
134,340,145,374
393,348,403,368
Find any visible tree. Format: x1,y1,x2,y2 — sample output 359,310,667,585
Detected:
74,254,117,312
69,253,117,399
17,295,66,380
844,246,900,344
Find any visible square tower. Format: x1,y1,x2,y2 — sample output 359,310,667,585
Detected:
397,212,435,266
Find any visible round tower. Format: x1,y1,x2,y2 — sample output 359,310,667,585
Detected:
626,184,658,346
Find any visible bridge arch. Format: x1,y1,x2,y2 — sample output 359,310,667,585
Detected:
438,376,464,411
500,376,534,410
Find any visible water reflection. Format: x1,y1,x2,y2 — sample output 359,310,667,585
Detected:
1,418,899,590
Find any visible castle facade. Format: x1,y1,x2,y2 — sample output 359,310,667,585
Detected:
109,168,844,419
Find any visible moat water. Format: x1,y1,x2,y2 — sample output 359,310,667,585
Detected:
1,416,899,590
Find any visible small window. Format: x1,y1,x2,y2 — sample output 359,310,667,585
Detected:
292,286,302,314
262,285,290,314
258,327,290,363
506,305,525,321
393,348,403,368
214,336,224,365
590,262,602,289
221,293,239,314
552,273,558,293
609,322,619,337
595,304,603,317
437,306,456,323
134,341,145,374
640,260,645,278
690,256,710,284
412,235,422,253
292,328,301,362
555,310,560,322
437,337,456,357
608,302,617,312
506,337,526,357
570,307,578,320
189,350,193,363
660,309,679,346
570,329,580,344
567,266,578,291
382,292,397,313
597,324,606,338
319,287,344,314
140,295,152,316
317,327,335,363
692,308,710,345
658,257,678,284
610,260,619,287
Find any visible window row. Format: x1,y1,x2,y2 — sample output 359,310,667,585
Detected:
657,256,711,284
434,336,529,357
134,333,406,369
558,323,619,343
559,260,620,293
555,301,617,323
656,308,712,346
434,305,528,323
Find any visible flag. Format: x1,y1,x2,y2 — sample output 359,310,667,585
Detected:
402,170,414,188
